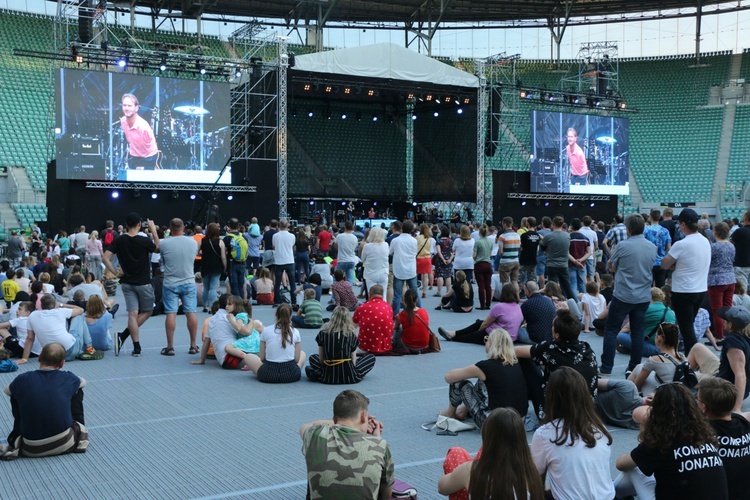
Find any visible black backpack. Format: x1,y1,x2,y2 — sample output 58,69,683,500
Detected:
663,353,699,390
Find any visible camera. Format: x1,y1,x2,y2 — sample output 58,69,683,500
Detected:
141,220,149,229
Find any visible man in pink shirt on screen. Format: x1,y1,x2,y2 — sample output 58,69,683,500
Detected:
120,93,159,169
566,127,588,187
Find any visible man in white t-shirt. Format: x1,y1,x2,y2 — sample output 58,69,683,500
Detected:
389,220,421,313
0,302,39,359
272,219,297,307
661,208,711,355
21,295,92,362
335,221,359,284
159,218,200,355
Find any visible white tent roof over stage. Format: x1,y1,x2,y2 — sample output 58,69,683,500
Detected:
292,43,479,89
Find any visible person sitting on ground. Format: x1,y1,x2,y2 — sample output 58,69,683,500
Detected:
306,306,376,384
439,328,527,429
67,290,87,311
300,390,394,499
21,295,98,363
311,254,333,294
29,281,45,312
0,302,38,359
243,304,306,383
580,281,606,333
38,272,54,294
697,377,750,500
2,271,20,307
294,273,323,303
733,280,750,313
436,270,473,313
14,270,30,295
84,295,112,351
628,322,685,396
614,382,727,499
615,287,675,358
542,281,582,319
292,288,324,329
694,307,721,350
227,296,264,357
519,281,556,344
531,367,615,500
329,269,358,311
353,285,395,354
191,294,253,370
392,289,433,353
598,273,614,304
438,283,523,343
65,273,117,312
594,377,649,430
1,342,89,460
438,408,544,500
688,306,750,412
254,267,274,305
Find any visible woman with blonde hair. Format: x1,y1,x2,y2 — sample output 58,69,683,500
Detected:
85,230,103,281
360,226,389,292
305,306,376,384
85,294,113,350
436,270,473,313
416,223,434,298
452,225,475,283
438,328,528,427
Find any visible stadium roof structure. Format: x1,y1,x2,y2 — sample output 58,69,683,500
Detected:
113,1,746,28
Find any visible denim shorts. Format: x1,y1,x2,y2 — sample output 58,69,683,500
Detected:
162,282,197,314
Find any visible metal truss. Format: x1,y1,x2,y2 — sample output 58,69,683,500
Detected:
277,37,289,219
85,182,256,192
561,41,620,96
506,193,612,201
475,58,488,222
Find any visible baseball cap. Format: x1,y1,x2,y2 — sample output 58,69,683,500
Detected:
677,208,699,224
718,306,750,330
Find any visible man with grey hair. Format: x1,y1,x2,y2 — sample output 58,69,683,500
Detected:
600,213,657,377
519,281,556,343
698,218,714,242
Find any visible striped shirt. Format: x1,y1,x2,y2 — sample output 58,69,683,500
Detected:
498,230,521,264
299,299,323,327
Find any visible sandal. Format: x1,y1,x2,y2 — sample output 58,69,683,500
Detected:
160,347,175,356
188,346,200,355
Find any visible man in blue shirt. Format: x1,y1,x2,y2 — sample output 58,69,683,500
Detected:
643,209,672,288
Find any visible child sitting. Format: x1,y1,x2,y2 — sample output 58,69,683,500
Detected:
328,269,358,312
0,302,38,358
598,274,614,304
39,272,55,294
227,296,263,361
254,268,274,305
292,288,324,329
733,280,750,313
580,281,606,333
201,300,219,359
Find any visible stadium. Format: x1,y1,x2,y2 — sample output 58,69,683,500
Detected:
0,1,749,498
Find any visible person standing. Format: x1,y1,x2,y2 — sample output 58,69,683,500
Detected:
643,209,671,288
223,218,247,298
496,217,521,294
567,218,592,297
579,215,598,283
199,223,226,313
731,210,750,288
120,93,159,169
603,214,627,258
85,231,103,282
519,217,540,288
6,231,25,269
102,212,159,357
539,216,576,300
473,225,494,310
389,220,420,313
600,214,657,377
565,128,588,187
72,225,89,261
661,208,711,355
335,221,359,284
272,219,297,307
709,222,737,341
159,218,199,356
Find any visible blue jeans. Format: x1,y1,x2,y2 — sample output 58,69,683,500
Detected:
229,262,246,297
568,266,585,296
65,315,92,361
295,251,310,284
601,297,649,373
616,333,660,357
163,282,197,314
336,261,356,283
571,174,588,185
391,276,421,313
202,273,221,310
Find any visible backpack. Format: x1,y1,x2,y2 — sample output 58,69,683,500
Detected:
663,353,699,390
229,233,248,262
103,229,115,247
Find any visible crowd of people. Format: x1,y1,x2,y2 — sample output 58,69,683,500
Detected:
2,207,750,499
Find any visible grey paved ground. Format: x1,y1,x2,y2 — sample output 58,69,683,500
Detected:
0,286,655,499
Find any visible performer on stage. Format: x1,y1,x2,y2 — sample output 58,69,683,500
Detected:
566,127,588,186
120,93,159,170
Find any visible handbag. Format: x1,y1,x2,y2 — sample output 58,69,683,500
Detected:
663,353,699,389
415,312,441,352
421,414,477,436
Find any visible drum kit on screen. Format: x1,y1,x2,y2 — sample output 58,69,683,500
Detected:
585,135,628,186
104,104,228,179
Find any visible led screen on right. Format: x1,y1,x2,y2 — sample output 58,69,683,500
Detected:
530,110,630,195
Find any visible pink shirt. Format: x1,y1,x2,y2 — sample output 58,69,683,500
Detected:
567,143,588,176
487,302,524,341
85,239,102,256
121,114,158,158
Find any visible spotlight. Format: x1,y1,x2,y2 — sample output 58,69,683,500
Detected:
372,115,378,122
111,190,119,199
189,193,196,200
525,93,533,100
341,113,347,120
325,86,333,93
325,110,332,120
435,98,441,104
412,202,418,206
569,202,574,207
590,202,595,207
72,46,83,64
292,109,297,118
544,201,550,207
344,87,351,94
235,68,242,79
116,54,128,68
227,194,234,201
433,111,439,117
412,114,417,121
341,201,347,206
520,91,527,98
356,112,362,121
407,93,415,99
426,94,433,101
151,192,157,199
619,102,627,109
367,89,375,96
172,190,179,199
308,111,314,118
463,98,470,104
457,108,463,115
196,61,205,75
521,201,526,206
445,96,452,103
303,84,311,91
54,127,62,134
309,200,314,205
159,55,167,71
